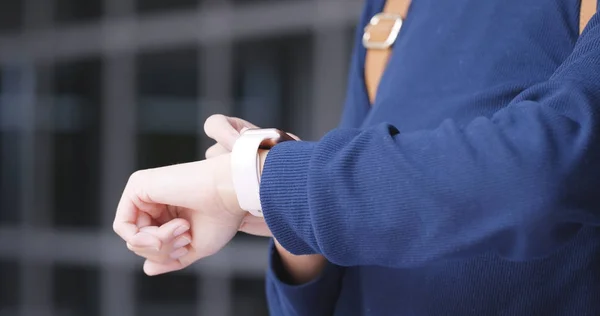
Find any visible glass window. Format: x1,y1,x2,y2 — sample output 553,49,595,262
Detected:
55,0,103,24
0,0,22,32
0,260,19,313
51,58,102,229
136,0,199,15
233,33,313,132
0,127,22,225
135,271,198,316
232,277,268,316
136,47,199,169
52,264,100,316
231,0,296,5
232,33,312,243
0,65,22,224
135,45,203,316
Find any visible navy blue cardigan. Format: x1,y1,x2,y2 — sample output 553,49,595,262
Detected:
261,0,600,314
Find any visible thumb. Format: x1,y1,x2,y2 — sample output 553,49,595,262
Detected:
204,114,259,151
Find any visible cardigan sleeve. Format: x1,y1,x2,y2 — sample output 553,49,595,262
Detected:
260,13,600,268
263,1,377,314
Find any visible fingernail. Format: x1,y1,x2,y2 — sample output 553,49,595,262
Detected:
173,226,189,237
170,247,189,259
173,237,191,249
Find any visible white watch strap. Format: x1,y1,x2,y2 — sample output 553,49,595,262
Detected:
231,129,283,217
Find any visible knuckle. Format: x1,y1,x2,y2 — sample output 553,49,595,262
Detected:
128,170,144,184
204,114,224,135
112,222,122,236
126,172,153,204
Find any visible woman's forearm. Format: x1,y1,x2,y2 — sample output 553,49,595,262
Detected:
274,239,327,285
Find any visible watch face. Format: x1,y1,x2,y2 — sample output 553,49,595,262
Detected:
242,128,295,149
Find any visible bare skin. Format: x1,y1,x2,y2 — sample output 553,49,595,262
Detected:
115,114,326,282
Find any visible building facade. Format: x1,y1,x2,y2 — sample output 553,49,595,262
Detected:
0,0,361,315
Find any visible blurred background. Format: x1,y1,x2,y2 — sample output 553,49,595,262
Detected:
0,0,362,315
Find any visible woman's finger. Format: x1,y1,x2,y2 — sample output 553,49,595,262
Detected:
205,143,229,159
127,231,191,253
203,114,258,150
143,247,198,276
136,211,154,228
127,218,192,257
143,258,183,276
143,218,190,242
129,232,191,262
127,231,161,251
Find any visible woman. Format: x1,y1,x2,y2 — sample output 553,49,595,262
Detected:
114,0,600,314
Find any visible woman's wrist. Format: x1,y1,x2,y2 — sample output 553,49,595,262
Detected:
274,239,327,285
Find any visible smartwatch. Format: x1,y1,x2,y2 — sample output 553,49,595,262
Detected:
231,128,295,217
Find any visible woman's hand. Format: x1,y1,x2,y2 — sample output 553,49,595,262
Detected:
114,113,324,280
113,152,244,276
